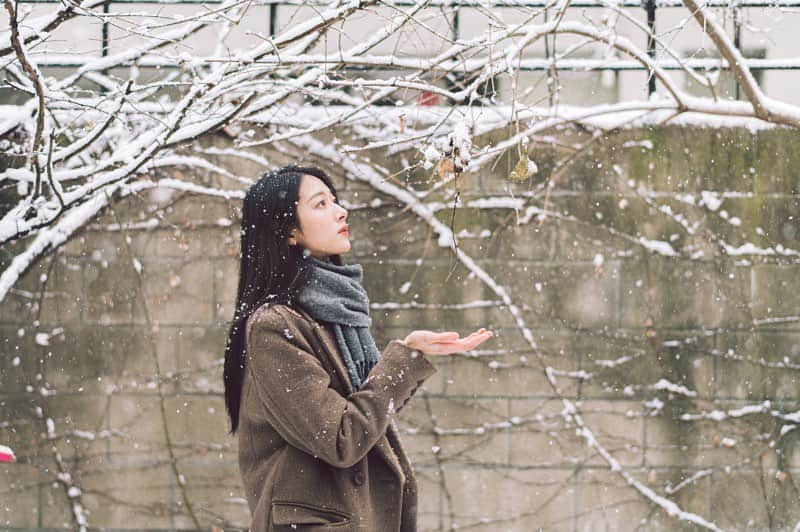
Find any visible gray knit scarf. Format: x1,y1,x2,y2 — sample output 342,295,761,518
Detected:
294,255,380,391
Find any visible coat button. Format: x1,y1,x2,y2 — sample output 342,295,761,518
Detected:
353,470,365,486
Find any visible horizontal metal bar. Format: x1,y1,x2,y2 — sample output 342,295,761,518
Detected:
15,0,800,6
26,55,800,70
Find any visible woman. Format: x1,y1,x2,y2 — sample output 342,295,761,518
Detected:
223,164,493,531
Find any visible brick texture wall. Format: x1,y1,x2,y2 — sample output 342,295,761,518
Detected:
1,125,799,530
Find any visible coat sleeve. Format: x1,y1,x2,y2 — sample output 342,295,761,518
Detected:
245,306,438,469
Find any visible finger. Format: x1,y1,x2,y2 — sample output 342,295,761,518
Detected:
468,333,493,348
439,332,490,348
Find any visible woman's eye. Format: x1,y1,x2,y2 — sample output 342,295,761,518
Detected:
317,200,326,207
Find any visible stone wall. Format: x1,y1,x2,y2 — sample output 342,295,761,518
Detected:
1,124,799,530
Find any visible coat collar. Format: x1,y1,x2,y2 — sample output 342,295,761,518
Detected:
285,304,410,485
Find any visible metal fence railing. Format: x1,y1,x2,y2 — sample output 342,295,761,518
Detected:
14,0,800,98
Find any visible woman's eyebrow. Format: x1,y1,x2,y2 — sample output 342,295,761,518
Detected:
308,190,334,203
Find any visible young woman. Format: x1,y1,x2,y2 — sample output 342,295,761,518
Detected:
223,165,493,531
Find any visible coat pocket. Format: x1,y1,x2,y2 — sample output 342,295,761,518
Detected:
271,500,352,527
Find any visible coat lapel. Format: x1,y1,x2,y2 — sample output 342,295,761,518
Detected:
288,305,407,485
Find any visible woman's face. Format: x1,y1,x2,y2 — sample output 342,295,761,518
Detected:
288,174,350,259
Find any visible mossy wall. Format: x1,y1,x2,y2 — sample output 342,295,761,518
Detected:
1,124,799,530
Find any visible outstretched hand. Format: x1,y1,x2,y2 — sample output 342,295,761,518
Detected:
402,328,494,356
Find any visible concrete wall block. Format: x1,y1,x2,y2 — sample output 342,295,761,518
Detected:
508,398,642,469
753,128,800,195
76,228,155,263
756,334,800,401
83,260,138,324
576,468,708,531
37,256,84,326
625,126,759,194
555,217,638,263
508,398,588,467
441,465,575,531
574,468,652,530
434,428,509,466
546,263,619,330
412,468,441,531
454,210,558,262
709,469,800,529
394,398,458,465
419,397,509,465
480,261,618,331
781,405,800,471
646,400,780,469
580,333,715,401
42,395,112,461
395,397,434,434
573,399,644,468
174,461,251,529
347,206,433,259
108,395,171,458
213,260,240,324
715,333,800,401
369,260,488,330
0,463,40,528
0,397,41,465
176,324,226,394
0,327,40,394
137,259,214,325
380,304,487,331
154,226,235,258
448,329,581,398
0,257,56,325
158,195,234,227
635,468,711,530
45,325,179,395
751,265,800,330
390,430,437,466
78,466,173,529
40,481,74,529
620,259,750,330
446,349,579,399
555,194,688,252
163,395,229,444
700,196,800,254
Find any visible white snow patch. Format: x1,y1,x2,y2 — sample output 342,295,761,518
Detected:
638,237,677,256
699,190,723,211
651,379,697,397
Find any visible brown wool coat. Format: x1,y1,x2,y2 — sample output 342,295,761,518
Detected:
238,302,438,531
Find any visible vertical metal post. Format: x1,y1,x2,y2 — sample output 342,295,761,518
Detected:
452,7,459,42
544,9,553,106
645,0,657,96
269,3,277,37
102,1,110,57
733,3,741,99
450,7,460,100
100,1,110,86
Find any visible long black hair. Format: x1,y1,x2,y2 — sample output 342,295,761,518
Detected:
223,164,344,435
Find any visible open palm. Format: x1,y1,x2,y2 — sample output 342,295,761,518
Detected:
403,328,494,356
